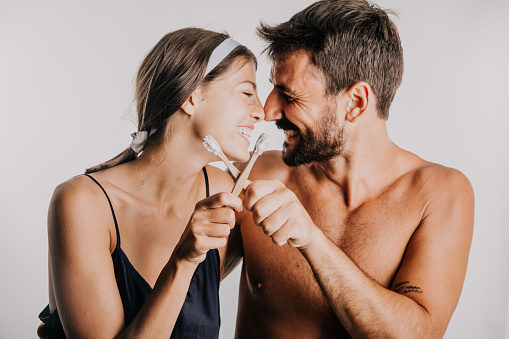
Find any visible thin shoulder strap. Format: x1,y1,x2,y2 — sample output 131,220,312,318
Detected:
83,174,121,247
202,167,210,198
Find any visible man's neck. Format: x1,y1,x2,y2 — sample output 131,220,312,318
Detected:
312,125,401,208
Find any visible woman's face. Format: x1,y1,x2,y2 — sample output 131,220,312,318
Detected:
196,58,264,162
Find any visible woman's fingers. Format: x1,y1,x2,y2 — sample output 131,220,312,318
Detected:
193,221,232,238
195,192,243,212
177,192,241,263
191,206,235,229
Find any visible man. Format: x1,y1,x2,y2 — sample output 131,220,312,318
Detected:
227,0,474,337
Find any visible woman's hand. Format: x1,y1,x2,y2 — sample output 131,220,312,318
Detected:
174,192,243,264
37,323,52,339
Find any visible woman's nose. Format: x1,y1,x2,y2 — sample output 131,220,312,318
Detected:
251,95,265,122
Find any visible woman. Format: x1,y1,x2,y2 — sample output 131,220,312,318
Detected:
38,27,264,338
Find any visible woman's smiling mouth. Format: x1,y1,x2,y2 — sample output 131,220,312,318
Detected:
236,126,253,138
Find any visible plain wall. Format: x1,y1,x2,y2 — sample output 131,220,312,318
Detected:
1,0,508,338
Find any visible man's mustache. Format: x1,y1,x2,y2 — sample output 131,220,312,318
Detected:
275,117,299,131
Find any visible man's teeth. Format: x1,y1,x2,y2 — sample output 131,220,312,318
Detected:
236,127,252,138
284,130,298,137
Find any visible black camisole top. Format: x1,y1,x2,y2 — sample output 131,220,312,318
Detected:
39,168,221,338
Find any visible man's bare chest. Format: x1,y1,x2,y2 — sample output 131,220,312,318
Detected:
240,186,424,312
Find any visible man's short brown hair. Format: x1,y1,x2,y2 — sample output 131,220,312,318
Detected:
257,0,404,120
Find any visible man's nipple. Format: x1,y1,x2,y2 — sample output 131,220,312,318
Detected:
252,281,264,295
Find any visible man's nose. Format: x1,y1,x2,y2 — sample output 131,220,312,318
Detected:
263,88,283,122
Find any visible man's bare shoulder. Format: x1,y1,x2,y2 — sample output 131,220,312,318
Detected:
402,159,474,222
410,161,473,195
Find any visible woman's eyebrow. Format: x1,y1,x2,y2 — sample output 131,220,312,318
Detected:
238,80,257,91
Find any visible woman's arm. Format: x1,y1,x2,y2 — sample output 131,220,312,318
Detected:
204,165,243,281
49,177,242,338
222,218,244,280
48,179,126,337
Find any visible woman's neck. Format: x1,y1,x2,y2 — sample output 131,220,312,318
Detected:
122,130,216,206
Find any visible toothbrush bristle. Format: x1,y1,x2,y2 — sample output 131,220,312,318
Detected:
203,135,221,156
254,133,270,154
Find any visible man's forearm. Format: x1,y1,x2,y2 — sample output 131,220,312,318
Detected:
299,230,436,338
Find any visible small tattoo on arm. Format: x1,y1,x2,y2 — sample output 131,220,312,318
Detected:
392,281,423,294
394,281,409,289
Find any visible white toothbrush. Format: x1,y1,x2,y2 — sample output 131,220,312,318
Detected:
231,133,270,196
203,135,242,179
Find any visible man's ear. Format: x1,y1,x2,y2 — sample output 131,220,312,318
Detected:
180,88,203,116
346,82,370,122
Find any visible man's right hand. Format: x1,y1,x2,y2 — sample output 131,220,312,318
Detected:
243,179,319,249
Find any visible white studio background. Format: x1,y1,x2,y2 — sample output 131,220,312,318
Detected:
1,0,508,338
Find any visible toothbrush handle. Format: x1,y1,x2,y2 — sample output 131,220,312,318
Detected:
231,152,259,196
224,160,241,179
221,156,250,188
217,152,241,179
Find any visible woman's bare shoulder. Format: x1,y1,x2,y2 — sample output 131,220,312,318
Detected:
51,175,108,211
48,175,115,248
204,165,235,195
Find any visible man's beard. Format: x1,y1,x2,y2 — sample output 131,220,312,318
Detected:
276,104,347,167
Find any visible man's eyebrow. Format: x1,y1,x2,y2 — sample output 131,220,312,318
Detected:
269,79,297,96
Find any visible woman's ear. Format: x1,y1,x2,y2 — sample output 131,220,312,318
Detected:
180,88,203,116
346,82,370,122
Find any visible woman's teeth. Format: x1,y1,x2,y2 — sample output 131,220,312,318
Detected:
236,127,252,138
284,129,298,137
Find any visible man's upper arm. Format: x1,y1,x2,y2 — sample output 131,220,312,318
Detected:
390,168,474,334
